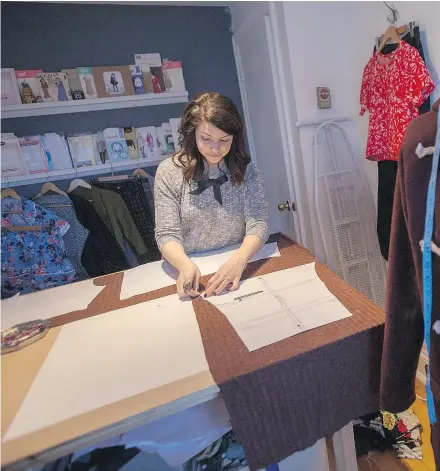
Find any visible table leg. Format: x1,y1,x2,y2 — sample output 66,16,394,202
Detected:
269,439,329,471
332,423,357,471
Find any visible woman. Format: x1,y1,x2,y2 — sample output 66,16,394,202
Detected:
154,92,269,298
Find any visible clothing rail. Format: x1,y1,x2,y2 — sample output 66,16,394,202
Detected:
295,117,352,128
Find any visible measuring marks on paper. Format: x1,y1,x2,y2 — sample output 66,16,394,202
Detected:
209,264,352,351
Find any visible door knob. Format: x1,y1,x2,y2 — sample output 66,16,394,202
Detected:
278,201,291,211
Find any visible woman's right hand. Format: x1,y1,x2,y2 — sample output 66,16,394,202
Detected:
177,260,201,298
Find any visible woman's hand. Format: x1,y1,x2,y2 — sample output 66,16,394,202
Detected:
177,259,201,298
205,253,247,296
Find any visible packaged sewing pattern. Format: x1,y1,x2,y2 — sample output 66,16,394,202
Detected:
77,67,98,99
137,126,159,161
92,66,134,98
129,65,145,95
67,134,96,168
61,69,85,100
103,128,130,162
19,137,49,174
15,70,43,104
1,68,22,105
162,61,186,92
35,72,72,102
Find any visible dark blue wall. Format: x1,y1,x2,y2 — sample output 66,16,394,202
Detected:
1,2,241,136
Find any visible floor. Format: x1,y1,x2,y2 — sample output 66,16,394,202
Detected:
356,381,436,471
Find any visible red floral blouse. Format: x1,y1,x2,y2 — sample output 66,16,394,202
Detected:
360,41,434,161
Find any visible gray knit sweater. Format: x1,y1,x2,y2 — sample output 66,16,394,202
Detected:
154,157,269,254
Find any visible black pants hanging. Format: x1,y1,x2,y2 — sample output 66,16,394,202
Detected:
375,24,431,260
377,161,398,260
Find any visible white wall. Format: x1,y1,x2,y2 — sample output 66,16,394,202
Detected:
281,1,440,260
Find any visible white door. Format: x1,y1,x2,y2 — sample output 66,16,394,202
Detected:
232,10,297,241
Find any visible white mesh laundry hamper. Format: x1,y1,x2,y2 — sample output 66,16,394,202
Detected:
312,121,386,308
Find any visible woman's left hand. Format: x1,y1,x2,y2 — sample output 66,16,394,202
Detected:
205,254,247,296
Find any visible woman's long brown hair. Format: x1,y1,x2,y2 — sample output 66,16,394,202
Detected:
174,92,250,185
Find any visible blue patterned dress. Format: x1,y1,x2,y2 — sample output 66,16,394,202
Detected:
1,197,75,297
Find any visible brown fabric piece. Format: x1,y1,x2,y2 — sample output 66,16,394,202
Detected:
47,236,385,470
380,98,440,469
49,271,175,328
193,236,385,470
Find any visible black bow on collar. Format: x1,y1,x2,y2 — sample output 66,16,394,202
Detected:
189,174,228,205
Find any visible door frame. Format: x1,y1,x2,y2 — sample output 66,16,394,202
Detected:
231,37,258,166
230,3,312,249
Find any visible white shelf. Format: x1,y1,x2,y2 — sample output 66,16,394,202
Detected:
1,158,166,187
1,92,189,119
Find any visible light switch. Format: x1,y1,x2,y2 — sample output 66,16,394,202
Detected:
317,87,331,109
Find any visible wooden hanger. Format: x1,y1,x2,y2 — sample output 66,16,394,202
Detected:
377,24,409,53
67,178,91,193
1,188,21,200
394,24,409,36
34,182,68,199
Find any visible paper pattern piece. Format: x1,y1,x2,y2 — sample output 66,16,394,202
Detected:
207,263,352,351
120,242,281,301
3,295,209,442
1,280,105,330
